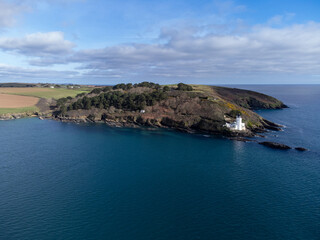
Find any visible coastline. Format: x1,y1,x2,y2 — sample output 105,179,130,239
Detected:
0,105,308,152
1,83,305,150
0,112,39,120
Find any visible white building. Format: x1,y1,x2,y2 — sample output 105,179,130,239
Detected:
225,115,246,131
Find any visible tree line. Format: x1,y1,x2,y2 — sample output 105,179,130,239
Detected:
59,90,168,114
87,82,192,95
57,82,194,115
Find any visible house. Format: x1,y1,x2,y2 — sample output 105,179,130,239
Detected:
140,110,146,113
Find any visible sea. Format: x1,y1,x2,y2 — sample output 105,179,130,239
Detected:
0,85,319,240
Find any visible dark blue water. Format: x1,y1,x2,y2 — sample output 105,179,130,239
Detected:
0,85,319,240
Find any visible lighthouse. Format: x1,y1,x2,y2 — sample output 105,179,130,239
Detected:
224,115,246,131
236,115,244,130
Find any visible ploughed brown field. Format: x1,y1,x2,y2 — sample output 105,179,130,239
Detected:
0,94,39,108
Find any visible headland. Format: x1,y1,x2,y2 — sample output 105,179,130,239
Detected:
1,82,297,149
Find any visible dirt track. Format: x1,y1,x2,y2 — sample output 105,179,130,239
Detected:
0,94,39,108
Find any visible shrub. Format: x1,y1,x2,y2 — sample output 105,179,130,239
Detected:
163,86,170,92
102,86,112,92
56,98,68,107
133,82,160,89
177,83,193,91
90,88,103,94
76,93,86,98
228,110,242,118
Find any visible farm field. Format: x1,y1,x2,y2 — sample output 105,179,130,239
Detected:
0,94,39,108
0,87,90,99
0,87,91,115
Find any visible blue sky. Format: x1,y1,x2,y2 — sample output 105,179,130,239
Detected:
0,0,320,84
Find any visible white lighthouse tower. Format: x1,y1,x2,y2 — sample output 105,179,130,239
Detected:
235,115,245,131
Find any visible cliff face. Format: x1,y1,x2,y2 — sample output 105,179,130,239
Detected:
0,112,38,120
52,84,287,137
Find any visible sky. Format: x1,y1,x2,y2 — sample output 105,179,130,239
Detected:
0,0,320,84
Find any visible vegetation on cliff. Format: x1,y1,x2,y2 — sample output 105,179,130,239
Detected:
53,82,287,136
212,86,288,109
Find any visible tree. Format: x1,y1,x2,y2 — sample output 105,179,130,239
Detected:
83,97,92,110
56,98,68,107
102,86,112,92
177,83,193,91
60,105,67,116
134,82,160,89
90,88,103,94
163,86,170,92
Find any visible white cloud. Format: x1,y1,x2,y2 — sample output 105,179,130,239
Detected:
0,63,79,81
0,32,75,56
0,0,28,28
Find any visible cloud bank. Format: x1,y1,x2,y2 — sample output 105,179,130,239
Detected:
0,32,75,56
67,22,320,82
0,8,320,83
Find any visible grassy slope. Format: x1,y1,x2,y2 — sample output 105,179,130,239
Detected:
0,106,39,114
211,86,286,109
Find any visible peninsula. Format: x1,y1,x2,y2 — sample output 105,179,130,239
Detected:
47,82,288,138
0,82,288,139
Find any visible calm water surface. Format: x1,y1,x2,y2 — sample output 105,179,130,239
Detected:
0,85,319,240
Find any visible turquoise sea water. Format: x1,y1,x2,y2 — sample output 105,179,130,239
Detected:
0,85,319,240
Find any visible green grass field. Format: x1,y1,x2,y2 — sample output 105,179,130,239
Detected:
29,88,90,98
0,106,39,115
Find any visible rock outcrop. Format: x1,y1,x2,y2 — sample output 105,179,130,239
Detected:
259,141,292,150
0,112,38,120
295,147,308,152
